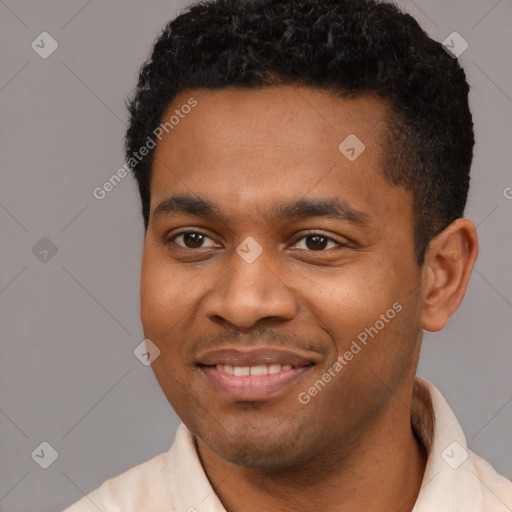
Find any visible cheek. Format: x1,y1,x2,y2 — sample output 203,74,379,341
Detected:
139,251,195,403
306,261,421,385
306,265,400,334
139,247,191,340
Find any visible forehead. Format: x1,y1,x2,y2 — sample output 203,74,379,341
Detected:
150,85,409,222
153,85,389,161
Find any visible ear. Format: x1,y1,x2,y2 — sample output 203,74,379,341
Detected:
420,218,479,332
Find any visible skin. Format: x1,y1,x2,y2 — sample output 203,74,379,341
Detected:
140,85,478,511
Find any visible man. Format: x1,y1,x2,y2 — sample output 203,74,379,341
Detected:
64,0,512,510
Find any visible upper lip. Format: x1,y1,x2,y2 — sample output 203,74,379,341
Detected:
196,347,317,368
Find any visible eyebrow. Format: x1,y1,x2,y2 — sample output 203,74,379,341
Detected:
152,194,370,226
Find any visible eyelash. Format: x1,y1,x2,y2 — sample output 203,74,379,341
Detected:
165,230,347,252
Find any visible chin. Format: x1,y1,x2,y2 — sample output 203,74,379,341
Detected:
213,441,299,469
195,419,315,469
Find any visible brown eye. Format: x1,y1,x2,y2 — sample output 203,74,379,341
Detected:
305,235,330,250
291,233,342,251
168,232,219,249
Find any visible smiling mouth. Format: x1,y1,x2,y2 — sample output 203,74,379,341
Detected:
195,346,318,400
209,362,309,376
198,361,315,401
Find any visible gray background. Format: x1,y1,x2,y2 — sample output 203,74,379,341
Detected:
0,0,510,510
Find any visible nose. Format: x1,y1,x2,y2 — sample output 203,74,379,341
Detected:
202,246,298,329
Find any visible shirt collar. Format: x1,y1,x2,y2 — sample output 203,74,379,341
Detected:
166,376,483,512
167,423,227,512
411,376,482,511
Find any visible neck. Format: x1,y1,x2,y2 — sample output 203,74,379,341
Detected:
196,385,427,512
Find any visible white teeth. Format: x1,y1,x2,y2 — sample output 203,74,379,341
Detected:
215,364,294,375
250,365,268,376
268,364,282,374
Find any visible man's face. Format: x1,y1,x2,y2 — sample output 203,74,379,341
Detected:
140,86,424,468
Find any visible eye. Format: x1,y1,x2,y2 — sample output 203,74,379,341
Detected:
165,230,347,252
167,231,219,249
290,232,344,251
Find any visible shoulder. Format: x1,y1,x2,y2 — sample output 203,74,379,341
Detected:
62,451,173,512
469,450,512,511
413,377,512,511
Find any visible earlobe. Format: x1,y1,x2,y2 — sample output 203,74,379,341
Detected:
420,218,479,332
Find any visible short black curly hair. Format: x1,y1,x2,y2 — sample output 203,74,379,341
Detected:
125,0,474,265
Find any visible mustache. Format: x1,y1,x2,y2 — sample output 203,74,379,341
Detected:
185,327,329,359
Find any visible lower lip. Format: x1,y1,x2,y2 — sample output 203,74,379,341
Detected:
200,366,313,401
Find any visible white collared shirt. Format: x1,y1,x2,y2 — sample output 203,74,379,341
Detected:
63,377,512,511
